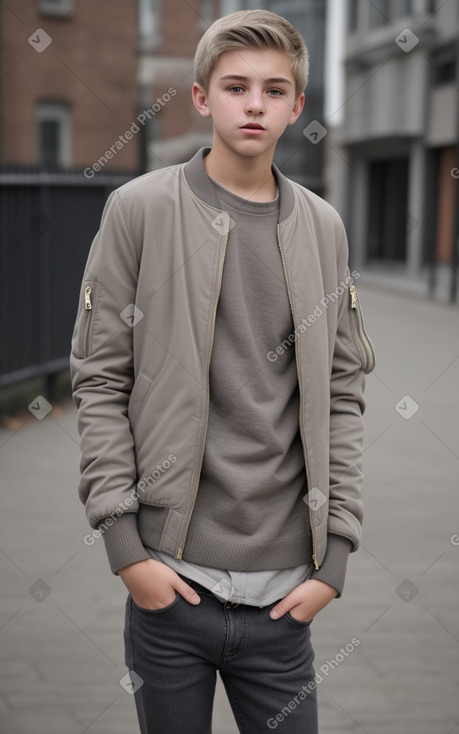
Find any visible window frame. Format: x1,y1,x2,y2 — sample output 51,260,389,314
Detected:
36,101,72,169
138,0,161,52
38,0,74,18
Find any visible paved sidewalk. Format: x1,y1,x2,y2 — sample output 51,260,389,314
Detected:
1,283,458,734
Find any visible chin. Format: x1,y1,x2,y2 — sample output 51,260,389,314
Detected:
233,140,273,157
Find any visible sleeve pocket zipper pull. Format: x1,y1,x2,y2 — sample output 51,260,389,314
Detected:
349,284,357,309
84,285,92,310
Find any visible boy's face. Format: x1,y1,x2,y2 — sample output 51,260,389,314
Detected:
193,48,305,161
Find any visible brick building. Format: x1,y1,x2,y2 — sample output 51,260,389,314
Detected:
1,0,326,182
0,0,141,394
0,0,139,173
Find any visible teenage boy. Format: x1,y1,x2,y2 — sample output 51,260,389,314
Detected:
71,9,375,734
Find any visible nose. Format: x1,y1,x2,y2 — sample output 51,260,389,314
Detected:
245,89,265,115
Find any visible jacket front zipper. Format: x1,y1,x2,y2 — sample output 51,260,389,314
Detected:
276,224,319,571
80,285,93,359
176,213,231,560
349,285,375,374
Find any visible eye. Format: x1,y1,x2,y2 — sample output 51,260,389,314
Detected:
268,89,283,96
229,86,244,94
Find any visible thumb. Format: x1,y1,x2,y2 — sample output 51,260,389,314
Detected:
270,590,298,620
174,579,201,605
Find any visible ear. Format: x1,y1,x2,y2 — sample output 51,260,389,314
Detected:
288,92,305,126
192,82,212,119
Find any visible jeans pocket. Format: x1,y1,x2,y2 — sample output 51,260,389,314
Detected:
285,610,313,627
130,592,183,615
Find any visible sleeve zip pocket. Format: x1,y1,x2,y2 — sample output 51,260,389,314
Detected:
349,285,375,374
79,281,98,358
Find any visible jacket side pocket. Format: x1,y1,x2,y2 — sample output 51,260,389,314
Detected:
348,285,375,374
78,281,98,359
128,372,155,428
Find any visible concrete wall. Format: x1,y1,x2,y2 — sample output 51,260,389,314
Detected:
329,0,459,296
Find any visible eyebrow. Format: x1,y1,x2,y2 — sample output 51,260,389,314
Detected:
219,74,292,85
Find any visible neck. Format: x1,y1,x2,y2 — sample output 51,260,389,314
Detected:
204,142,277,202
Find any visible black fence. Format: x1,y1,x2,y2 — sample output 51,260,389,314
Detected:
0,170,133,391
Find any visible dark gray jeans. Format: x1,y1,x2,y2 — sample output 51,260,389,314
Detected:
124,576,318,734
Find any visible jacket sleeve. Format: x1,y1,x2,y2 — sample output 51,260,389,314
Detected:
323,218,375,563
70,190,151,574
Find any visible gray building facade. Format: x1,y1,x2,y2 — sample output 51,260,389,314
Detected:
336,0,458,300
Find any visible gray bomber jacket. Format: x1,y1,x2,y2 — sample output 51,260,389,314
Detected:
70,148,375,576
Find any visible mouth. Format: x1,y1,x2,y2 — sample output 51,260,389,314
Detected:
240,123,266,135
241,123,265,130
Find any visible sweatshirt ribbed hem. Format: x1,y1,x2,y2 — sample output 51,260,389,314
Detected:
181,527,313,571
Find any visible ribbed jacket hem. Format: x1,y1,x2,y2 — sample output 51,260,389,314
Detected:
98,508,352,588
99,512,151,575
310,533,352,597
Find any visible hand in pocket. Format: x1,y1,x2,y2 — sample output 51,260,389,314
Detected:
119,558,201,610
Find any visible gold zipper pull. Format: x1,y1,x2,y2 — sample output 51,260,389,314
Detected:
349,284,357,309
84,285,92,310
312,553,319,570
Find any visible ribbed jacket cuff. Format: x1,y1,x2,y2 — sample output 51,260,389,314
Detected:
98,513,151,575
310,533,352,597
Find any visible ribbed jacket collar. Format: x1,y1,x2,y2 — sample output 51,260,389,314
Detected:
184,146,295,224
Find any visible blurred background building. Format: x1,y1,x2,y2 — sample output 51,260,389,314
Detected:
0,0,139,398
1,0,139,171
326,0,459,302
0,0,457,407
140,0,327,193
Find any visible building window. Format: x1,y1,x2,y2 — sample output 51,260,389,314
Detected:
201,0,213,23
352,0,416,30
38,0,73,17
37,102,72,169
369,1,391,27
431,44,457,85
391,0,413,18
220,0,241,13
138,0,160,52
349,0,359,31
237,0,264,8
367,158,409,263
